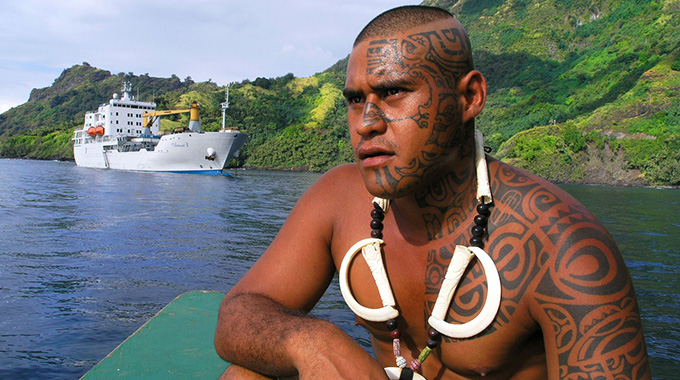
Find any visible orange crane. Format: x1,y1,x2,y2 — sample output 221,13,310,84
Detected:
142,101,200,129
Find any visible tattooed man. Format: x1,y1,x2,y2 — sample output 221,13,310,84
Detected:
215,6,650,380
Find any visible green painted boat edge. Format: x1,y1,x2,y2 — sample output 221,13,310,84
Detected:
80,290,230,379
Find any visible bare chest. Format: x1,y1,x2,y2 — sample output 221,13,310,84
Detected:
334,230,544,378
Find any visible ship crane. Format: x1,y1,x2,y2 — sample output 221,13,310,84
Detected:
142,101,201,132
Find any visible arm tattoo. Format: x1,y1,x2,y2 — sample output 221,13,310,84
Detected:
422,165,649,377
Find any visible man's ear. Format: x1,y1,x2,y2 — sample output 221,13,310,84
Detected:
458,70,487,123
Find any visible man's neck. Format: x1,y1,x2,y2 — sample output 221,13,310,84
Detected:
390,154,478,243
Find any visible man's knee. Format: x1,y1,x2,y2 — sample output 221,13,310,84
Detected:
218,364,299,380
219,364,272,380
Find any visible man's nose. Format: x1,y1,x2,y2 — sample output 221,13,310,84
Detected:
356,99,388,136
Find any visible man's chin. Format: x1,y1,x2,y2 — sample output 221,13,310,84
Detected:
360,172,419,200
359,172,392,199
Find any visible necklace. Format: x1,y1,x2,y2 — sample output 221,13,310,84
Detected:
339,131,502,380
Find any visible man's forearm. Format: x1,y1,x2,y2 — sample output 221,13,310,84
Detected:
214,292,337,377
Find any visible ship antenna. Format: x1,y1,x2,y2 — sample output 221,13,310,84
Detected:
221,84,230,132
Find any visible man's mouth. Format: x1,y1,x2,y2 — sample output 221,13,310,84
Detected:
356,145,395,168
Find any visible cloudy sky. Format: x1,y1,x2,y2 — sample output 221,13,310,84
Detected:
0,0,418,114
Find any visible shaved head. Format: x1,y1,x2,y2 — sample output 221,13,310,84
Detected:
355,6,453,46
353,5,474,71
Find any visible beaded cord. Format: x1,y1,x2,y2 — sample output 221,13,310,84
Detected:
370,199,493,375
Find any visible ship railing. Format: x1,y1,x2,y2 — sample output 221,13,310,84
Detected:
72,130,84,146
78,134,117,145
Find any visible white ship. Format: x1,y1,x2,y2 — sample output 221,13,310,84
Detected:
72,82,247,174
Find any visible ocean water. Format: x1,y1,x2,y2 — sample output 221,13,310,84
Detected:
0,159,677,379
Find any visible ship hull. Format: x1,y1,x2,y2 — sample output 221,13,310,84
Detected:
74,130,247,174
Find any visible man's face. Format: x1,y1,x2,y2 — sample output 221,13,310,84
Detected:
344,19,472,199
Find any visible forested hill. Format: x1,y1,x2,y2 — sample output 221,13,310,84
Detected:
1,0,679,186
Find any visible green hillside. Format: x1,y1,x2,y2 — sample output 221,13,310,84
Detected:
426,0,680,186
0,62,352,170
1,0,679,185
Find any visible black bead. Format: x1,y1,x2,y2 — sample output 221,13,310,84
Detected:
371,209,384,220
370,219,383,230
428,328,440,339
477,203,491,216
370,230,383,239
474,214,488,226
426,338,439,348
386,319,398,331
399,368,414,380
471,225,485,237
470,236,484,248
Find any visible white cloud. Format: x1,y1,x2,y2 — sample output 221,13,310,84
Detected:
1,103,15,115
0,0,418,111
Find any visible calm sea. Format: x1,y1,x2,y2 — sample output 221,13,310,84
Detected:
0,159,677,379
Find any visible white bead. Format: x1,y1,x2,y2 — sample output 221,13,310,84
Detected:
396,356,407,368
372,197,391,212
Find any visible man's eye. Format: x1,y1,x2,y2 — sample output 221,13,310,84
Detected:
348,96,363,104
386,88,402,96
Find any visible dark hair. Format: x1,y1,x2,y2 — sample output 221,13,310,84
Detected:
354,5,455,47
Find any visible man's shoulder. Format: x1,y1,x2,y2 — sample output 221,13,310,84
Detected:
313,163,364,191
320,163,362,182
299,164,368,205
487,158,628,300
488,157,589,216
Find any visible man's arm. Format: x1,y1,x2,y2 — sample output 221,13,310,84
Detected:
214,166,388,379
530,205,651,379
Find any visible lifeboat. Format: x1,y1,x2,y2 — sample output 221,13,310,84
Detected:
95,126,105,135
87,127,96,136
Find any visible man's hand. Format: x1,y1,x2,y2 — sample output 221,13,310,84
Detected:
216,293,389,380
287,321,389,380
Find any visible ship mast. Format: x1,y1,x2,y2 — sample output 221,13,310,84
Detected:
221,85,229,132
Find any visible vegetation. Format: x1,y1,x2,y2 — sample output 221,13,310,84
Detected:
1,0,679,185
425,0,680,186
